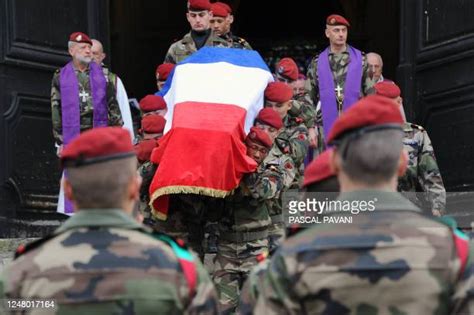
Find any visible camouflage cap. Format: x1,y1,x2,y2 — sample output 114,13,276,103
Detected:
326,14,350,27
139,95,167,112
374,81,401,99
61,127,134,168
264,82,293,103
69,32,93,45
303,148,335,187
327,95,404,145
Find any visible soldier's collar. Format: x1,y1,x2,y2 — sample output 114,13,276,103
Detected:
182,32,194,44
328,45,349,56
55,209,143,234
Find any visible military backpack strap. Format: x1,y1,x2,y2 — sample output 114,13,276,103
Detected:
152,232,197,298
436,216,470,278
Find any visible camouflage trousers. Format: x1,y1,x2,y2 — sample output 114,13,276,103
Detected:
268,217,286,255
145,194,223,261
213,237,269,315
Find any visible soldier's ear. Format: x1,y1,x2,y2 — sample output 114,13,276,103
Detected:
397,149,408,177
130,173,142,201
330,149,340,176
63,177,75,203
325,27,330,39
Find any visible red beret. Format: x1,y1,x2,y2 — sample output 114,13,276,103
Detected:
156,63,175,81
210,2,230,17
135,139,158,163
69,32,92,45
188,0,211,11
374,81,401,99
276,58,299,81
219,2,232,14
61,127,134,167
327,95,404,144
303,149,335,187
141,115,166,134
264,82,293,103
246,126,273,149
326,14,350,27
256,108,283,129
139,95,167,113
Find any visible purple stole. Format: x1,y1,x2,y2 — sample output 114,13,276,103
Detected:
59,61,107,213
317,46,362,141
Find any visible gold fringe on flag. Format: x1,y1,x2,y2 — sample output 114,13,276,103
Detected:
149,185,236,221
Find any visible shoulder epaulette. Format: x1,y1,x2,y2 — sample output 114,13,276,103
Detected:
14,234,57,259
435,216,470,278
148,231,197,298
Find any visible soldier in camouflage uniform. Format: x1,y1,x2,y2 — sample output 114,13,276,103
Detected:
264,82,309,187
263,83,308,253
214,127,284,314
305,14,374,154
0,127,219,314
254,108,296,254
239,95,474,315
209,2,252,50
374,81,446,216
164,0,230,64
132,95,168,224
51,32,123,152
238,149,340,314
274,58,317,149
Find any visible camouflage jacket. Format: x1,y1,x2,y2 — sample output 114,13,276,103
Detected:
305,45,374,109
220,32,253,50
239,190,473,315
279,115,309,186
51,65,123,145
289,92,316,129
219,162,284,234
263,141,296,190
262,140,297,218
398,122,446,214
0,209,219,314
164,30,230,64
139,160,157,220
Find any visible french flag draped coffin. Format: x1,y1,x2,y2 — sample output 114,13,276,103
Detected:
149,47,274,220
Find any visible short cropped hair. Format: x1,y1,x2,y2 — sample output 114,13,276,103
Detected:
336,129,403,186
66,157,137,209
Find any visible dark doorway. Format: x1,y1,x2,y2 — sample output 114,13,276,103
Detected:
109,0,400,99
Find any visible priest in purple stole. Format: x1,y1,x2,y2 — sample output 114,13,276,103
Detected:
51,32,123,215
305,14,375,149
